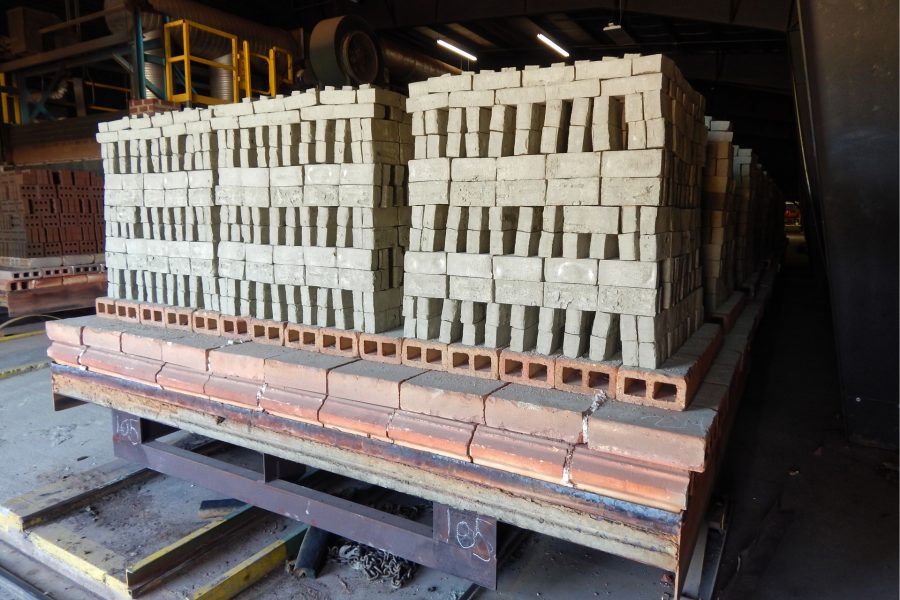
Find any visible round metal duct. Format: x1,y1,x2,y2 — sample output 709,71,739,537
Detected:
210,54,235,101
309,16,384,87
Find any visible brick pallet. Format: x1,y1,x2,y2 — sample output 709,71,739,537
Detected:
0,169,103,258
55,54,787,596
0,169,106,315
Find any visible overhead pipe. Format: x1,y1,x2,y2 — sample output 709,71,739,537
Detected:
381,37,461,82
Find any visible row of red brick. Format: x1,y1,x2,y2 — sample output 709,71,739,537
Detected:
0,240,101,258
47,314,713,512
129,98,178,117
96,295,723,412
0,270,105,292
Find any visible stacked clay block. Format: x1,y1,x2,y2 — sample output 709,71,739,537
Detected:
732,146,761,284
100,107,219,308
99,85,412,333
402,54,707,369
701,119,737,312
0,169,103,258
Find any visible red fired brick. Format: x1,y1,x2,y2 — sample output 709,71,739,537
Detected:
209,343,288,382
317,327,359,358
399,370,506,424
94,297,117,318
45,320,83,346
192,309,222,336
387,411,475,462
284,323,320,351
160,333,225,372
499,350,556,389
249,319,286,346
553,356,618,397
401,338,447,370
114,299,141,323
446,344,500,380
47,342,84,367
204,375,262,409
258,385,325,425
139,302,167,327
469,426,571,484
156,363,210,397
568,447,692,512
328,361,425,409
318,396,395,441
358,332,403,365
81,325,122,353
79,348,162,385
264,350,356,395
163,306,194,331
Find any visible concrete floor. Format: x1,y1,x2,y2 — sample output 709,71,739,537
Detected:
0,237,895,599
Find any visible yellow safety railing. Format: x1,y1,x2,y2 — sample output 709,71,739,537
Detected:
162,19,292,106
268,46,294,96
241,42,294,98
84,80,131,113
0,73,21,125
163,19,240,105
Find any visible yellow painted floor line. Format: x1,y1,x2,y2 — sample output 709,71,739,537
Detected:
0,361,48,380
0,329,47,342
126,505,263,596
0,329,46,342
28,522,129,596
192,525,308,600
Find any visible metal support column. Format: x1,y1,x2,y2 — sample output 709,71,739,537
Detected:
133,6,146,100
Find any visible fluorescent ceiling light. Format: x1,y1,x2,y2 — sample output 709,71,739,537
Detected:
537,33,569,58
437,39,477,62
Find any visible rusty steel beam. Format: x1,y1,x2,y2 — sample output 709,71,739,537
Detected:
111,410,500,588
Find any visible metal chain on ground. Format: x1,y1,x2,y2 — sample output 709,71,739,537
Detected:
329,543,417,589
327,500,426,589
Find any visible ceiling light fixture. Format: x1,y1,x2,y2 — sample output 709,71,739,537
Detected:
537,33,570,58
603,23,636,46
436,39,477,62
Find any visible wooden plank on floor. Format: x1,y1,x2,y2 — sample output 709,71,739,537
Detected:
0,459,151,533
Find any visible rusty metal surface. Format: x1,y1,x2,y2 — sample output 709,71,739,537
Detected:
52,364,682,572
112,410,500,588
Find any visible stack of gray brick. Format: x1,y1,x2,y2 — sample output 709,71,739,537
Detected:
701,119,737,312
99,108,218,308
402,54,707,369
99,84,412,333
732,146,760,285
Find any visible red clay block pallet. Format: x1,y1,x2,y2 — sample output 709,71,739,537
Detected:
0,264,106,315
